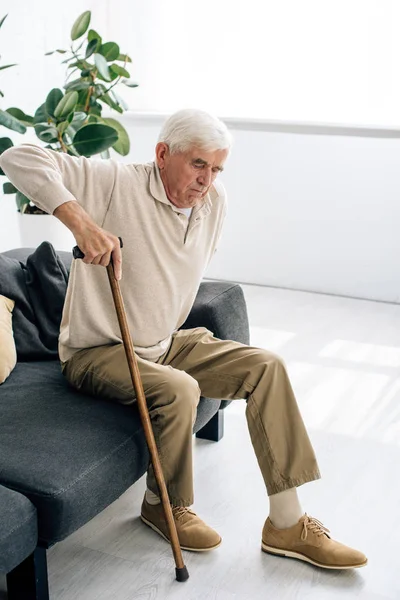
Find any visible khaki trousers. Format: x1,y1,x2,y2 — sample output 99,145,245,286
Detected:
61,327,321,506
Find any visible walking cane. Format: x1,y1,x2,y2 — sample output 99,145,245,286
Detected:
73,240,189,583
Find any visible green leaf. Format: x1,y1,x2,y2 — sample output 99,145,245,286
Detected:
45,88,64,118
72,123,118,157
109,69,119,82
0,137,13,154
33,103,48,124
94,53,111,81
0,63,17,71
99,42,120,62
68,111,87,135
71,10,91,41
44,49,66,56
88,104,102,116
57,121,70,135
88,29,102,46
0,109,26,133
0,15,8,29
101,117,130,156
85,38,98,59
117,54,132,63
98,93,123,113
16,191,30,212
54,91,79,119
109,64,130,78
122,80,139,88
93,83,107,98
6,108,34,126
77,89,88,105
111,90,128,111
68,59,92,70
3,181,17,194
34,123,59,143
64,79,91,92
66,145,80,157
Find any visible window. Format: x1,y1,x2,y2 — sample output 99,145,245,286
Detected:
116,0,400,126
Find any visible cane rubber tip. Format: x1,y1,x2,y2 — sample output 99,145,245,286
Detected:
175,566,189,582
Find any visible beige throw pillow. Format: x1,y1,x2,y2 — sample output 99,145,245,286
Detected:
0,295,17,384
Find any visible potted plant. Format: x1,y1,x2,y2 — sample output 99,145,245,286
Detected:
1,10,138,249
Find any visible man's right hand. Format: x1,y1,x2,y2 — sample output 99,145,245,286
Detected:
53,201,123,280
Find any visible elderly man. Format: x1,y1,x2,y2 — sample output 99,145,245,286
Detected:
1,109,367,569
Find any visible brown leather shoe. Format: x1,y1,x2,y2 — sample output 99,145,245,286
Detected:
141,498,222,552
262,514,367,569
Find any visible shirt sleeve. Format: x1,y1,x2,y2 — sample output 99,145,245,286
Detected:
211,179,228,255
0,143,117,222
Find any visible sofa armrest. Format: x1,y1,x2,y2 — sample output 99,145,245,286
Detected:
182,281,250,410
0,485,38,574
183,281,250,345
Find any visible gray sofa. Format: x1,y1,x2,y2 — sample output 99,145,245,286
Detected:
0,245,250,600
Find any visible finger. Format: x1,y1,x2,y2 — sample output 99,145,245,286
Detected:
112,246,122,280
82,250,95,265
99,251,112,267
91,254,104,266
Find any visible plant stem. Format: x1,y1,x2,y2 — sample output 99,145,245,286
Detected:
58,132,68,153
84,86,93,112
104,76,122,95
84,72,96,113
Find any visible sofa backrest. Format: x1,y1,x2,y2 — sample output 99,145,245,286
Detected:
4,247,73,274
0,244,71,361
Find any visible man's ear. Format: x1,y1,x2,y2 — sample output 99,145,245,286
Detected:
155,142,170,169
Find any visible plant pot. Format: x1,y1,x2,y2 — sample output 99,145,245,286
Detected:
18,214,75,251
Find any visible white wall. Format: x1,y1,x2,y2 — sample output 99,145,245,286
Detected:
0,0,111,116
3,1,400,126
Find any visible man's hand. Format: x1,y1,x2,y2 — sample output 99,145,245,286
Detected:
54,201,123,280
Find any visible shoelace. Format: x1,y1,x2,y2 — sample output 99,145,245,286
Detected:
171,506,196,522
301,514,330,541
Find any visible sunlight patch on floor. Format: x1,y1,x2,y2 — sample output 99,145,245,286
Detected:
319,339,400,368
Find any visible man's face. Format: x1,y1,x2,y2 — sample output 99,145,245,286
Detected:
156,143,229,209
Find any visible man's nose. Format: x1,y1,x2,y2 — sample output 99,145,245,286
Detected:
197,168,212,187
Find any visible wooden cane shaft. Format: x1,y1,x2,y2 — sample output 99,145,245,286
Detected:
106,265,185,569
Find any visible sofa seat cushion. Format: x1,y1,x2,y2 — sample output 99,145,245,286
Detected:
0,485,37,573
0,361,149,545
0,361,220,545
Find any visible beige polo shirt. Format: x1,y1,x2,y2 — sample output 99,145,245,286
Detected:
0,144,227,362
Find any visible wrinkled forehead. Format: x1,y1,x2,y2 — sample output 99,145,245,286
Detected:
181,145,229,165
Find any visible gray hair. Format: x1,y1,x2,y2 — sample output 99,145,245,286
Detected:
158,109,233,154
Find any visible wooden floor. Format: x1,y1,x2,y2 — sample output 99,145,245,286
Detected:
2,284,400,599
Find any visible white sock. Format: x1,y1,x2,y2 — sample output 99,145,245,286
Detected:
145,488,161,505
268,487,304,529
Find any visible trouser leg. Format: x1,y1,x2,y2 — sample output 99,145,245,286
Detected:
62,344,200,506
159,327,321,496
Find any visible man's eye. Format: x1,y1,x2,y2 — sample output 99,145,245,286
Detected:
193,163,203,168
